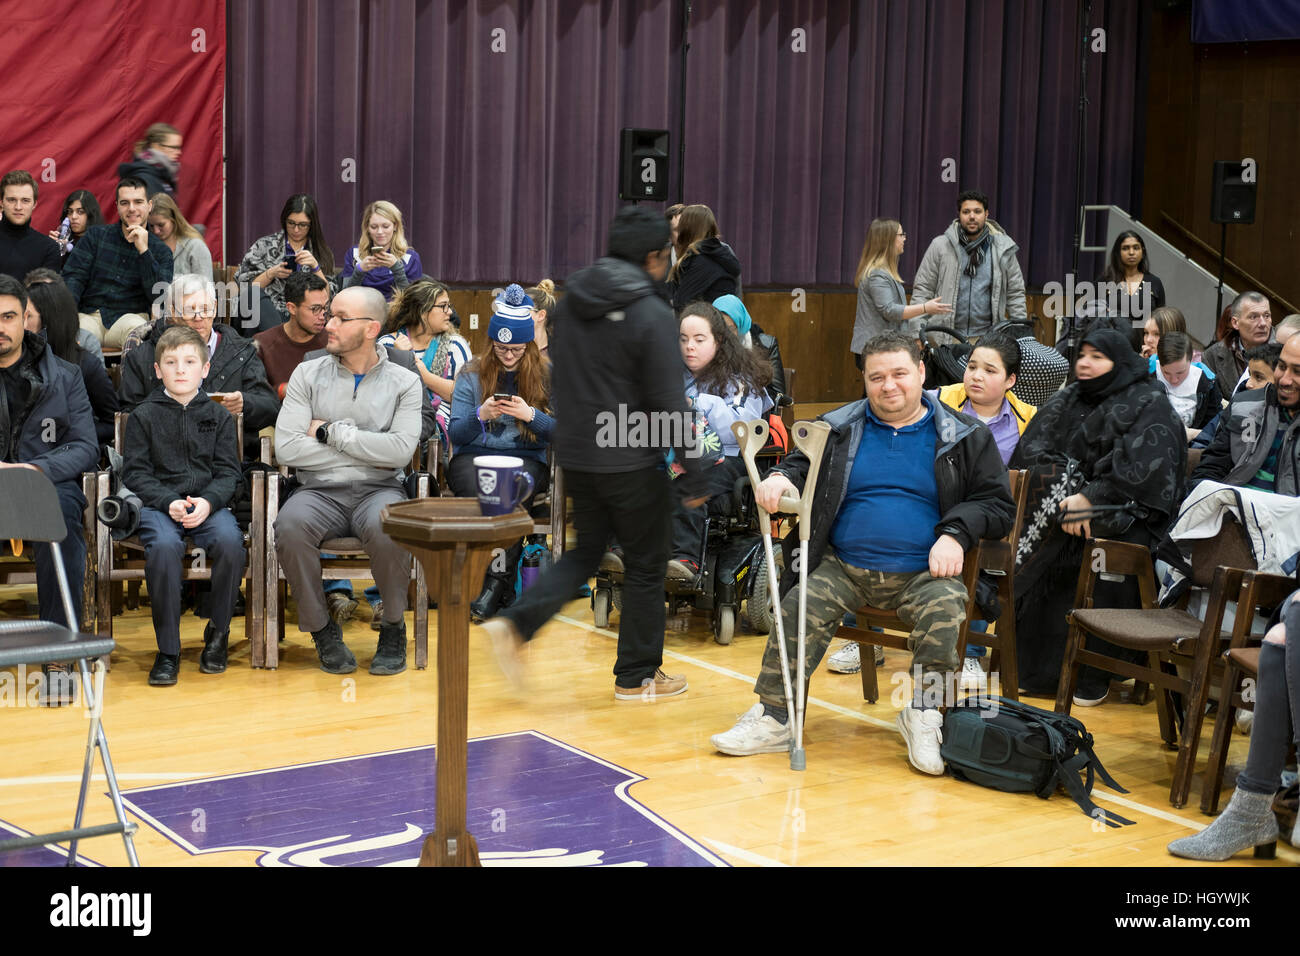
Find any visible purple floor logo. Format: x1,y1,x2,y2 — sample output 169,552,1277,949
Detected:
117,731,725,867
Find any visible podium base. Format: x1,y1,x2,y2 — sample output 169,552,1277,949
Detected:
419,829,481,867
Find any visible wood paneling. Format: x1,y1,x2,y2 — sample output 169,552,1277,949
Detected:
1143,7,1300,313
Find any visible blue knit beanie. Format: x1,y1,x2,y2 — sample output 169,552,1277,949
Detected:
489,284,535,344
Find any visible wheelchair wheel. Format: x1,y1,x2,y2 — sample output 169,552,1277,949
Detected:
593,589,611,628
714,605,736,645
747,547,782,634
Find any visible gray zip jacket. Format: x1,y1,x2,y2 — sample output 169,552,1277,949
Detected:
910,219,1027,339
275,344,423,486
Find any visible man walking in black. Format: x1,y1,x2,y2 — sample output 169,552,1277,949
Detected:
482,206,706,699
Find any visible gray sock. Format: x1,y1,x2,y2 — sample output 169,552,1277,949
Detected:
762,702,788,725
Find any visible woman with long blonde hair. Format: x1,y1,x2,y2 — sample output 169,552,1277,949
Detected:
850,217,950,368
342,200,423,300
525,278,558,355
147,193,212,279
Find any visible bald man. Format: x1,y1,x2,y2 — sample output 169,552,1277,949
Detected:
273,287,424,675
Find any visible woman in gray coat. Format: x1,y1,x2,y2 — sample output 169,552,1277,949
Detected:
851,218,950,368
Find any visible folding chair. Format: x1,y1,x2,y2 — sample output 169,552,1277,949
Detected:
0,466,139,865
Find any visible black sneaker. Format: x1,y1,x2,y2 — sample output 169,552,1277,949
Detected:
311,619,357,674
370,620,407,675
148,653,181,686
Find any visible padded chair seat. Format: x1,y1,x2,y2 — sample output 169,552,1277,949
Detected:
320,537,365,553
1225,646,1260,674
0,620,114,667
1069,607,1229,649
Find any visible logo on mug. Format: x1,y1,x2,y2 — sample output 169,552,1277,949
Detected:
478,471,498,495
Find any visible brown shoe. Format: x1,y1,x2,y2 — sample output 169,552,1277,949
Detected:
615,668,688,701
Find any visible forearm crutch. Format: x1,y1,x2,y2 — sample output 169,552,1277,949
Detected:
732,419,832,771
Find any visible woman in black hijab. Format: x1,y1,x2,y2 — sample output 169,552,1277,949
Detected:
1010,327,1187,701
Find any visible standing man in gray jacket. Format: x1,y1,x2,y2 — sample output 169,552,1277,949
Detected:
273,286,423,676
911,190,1027,342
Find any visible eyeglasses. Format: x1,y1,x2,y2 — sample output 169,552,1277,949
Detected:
306,305,328,316
430,301,453,313
180,308,217,320
286,219,312,230
493,343,526,357
324,310,371,323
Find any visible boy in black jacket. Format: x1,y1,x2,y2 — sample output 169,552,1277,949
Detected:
122,326,246,685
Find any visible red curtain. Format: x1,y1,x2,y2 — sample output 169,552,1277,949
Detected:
0,0,225,262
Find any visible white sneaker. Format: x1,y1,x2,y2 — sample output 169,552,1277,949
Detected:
827,642,861,674
711,703,792,756
897,706,945,775
959,657,988,693
1235,708,1254,735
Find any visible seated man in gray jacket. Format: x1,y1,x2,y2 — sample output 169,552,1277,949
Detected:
274,286,423,676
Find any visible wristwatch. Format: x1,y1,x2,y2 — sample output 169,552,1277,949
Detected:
315,422,330,443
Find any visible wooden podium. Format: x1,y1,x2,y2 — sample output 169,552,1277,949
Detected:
382,498,534,867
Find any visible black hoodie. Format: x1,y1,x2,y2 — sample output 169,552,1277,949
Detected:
668,238,741,312
551,256,705,496
121,387,241,513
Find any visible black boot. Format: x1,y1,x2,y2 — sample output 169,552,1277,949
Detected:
370,620,408,675
199,623,229,674
311,619,357,674
148,653,180,686
470,576,509,622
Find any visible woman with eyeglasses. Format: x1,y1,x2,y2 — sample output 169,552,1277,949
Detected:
447,284,554,620
235,193,338,321
379,279,470,433
147,193,212,281
341,200,423,300
117,122,183,200
851,218,950,370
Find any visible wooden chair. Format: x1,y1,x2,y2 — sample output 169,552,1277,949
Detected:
94,411,265,660
840,470,1027,704
260,461,433,670
1054,523,1264,808
1199,568,1295,813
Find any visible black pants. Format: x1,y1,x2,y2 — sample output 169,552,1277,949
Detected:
670,456,746,563
31,481,87,630
501,466,672,687
448,452,549,583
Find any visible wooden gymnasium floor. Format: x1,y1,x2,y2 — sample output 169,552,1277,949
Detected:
0,576,1294,869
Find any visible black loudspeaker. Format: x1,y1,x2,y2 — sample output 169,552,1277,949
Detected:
619,128,669,201
1211,161,1256,224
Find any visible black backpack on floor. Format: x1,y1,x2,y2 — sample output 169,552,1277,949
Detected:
941,696,1135,828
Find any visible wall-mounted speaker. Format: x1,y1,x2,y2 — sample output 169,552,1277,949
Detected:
1210,160,1256,224
619,128,669,201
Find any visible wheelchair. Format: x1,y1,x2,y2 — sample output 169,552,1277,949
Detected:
592,443,785,646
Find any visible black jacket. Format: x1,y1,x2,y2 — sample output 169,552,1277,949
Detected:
0,331,98,484
117,155,178,199
773,393,1014,595
77,348,120,445
669,239,741,312
122,388,241,512
750,321,787,404
550,256,705,496
0,217,62,281
119,320,280,451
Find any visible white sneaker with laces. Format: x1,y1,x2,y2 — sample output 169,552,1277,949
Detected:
959,657,988,693
711,703,792,756
897,705,945,775
827,642,862,674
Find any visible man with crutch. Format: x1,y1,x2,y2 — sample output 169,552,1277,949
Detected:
711,331,1013,773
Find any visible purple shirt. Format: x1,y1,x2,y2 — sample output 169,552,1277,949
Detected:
963,396,1020,466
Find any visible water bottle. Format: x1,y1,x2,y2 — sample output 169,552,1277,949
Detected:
519,536,545,592
58,217,71,253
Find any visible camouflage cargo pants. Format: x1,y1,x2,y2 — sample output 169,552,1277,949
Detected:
754,552,967,707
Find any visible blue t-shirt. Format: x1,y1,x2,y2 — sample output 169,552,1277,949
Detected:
829,405,940,573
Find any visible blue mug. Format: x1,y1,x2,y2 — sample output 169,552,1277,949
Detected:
473,455,535,516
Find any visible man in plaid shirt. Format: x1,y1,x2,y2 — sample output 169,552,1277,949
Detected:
62,177,173,349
